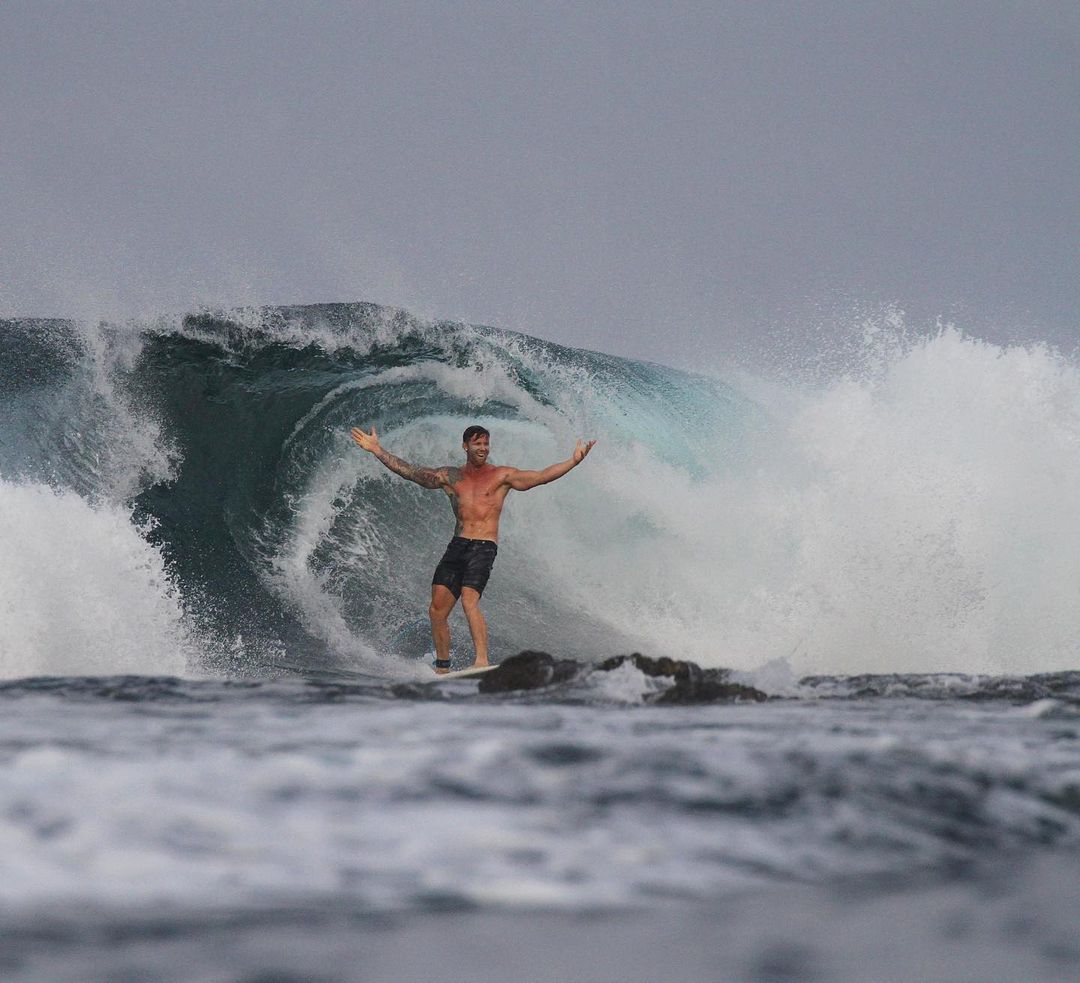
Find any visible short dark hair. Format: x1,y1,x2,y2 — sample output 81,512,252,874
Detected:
462,425,490,443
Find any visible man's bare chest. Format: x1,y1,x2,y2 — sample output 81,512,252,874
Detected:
449,476,506,510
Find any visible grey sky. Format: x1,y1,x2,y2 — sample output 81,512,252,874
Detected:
1,1,1077,366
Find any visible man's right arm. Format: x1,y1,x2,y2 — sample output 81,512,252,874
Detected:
504,439,596,491
350,427,450,490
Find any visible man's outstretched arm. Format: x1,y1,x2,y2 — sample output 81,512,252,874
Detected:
350,427,452,489
506,439,596,491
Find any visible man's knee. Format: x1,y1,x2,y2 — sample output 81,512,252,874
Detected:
430,585,458,620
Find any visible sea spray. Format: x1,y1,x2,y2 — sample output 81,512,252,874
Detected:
0,480,192,677
718,327,1080,674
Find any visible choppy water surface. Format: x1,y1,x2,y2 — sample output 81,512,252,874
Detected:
2,671,1080,981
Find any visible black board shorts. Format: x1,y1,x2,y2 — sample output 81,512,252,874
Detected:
432,537,498,598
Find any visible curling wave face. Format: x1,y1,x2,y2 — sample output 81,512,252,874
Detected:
3,303,1080,679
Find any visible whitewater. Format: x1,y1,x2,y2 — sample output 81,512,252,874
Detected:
2,302,1080,982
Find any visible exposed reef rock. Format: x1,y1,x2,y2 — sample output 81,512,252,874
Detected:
598,653,768,704
477,650,580,694
477,650,768,704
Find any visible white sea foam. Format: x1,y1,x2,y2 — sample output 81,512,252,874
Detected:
712,327,1080,675
0,480,193,677
577,328,1080,674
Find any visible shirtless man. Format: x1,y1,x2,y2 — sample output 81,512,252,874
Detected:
350,424,596,673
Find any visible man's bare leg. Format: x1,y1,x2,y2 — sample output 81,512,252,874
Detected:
459,587,489,667
429,585,457,673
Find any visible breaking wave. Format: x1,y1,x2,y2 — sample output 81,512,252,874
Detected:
2,302,1079,678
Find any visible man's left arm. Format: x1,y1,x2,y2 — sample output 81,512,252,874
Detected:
506,440,596,491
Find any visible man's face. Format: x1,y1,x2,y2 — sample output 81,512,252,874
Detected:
464,433,490,464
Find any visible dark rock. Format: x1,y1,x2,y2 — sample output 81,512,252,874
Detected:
473,650,768,703
599,652,768,704
477,650,580,694
650,675,768,704
598,652,708,682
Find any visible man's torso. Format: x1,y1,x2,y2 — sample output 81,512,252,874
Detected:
442,465,511,542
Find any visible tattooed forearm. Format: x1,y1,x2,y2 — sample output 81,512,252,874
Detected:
373,448,443,488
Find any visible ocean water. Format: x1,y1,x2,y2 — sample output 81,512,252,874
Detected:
2,303,1080,981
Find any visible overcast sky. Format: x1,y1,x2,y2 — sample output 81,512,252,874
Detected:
1,1,1077,366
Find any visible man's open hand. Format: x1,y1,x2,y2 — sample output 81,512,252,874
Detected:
350,426,381,453
573,439,597,464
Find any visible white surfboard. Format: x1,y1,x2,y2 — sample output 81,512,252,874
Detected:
433,664,499,680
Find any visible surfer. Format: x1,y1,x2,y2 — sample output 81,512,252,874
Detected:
350,424,596,673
